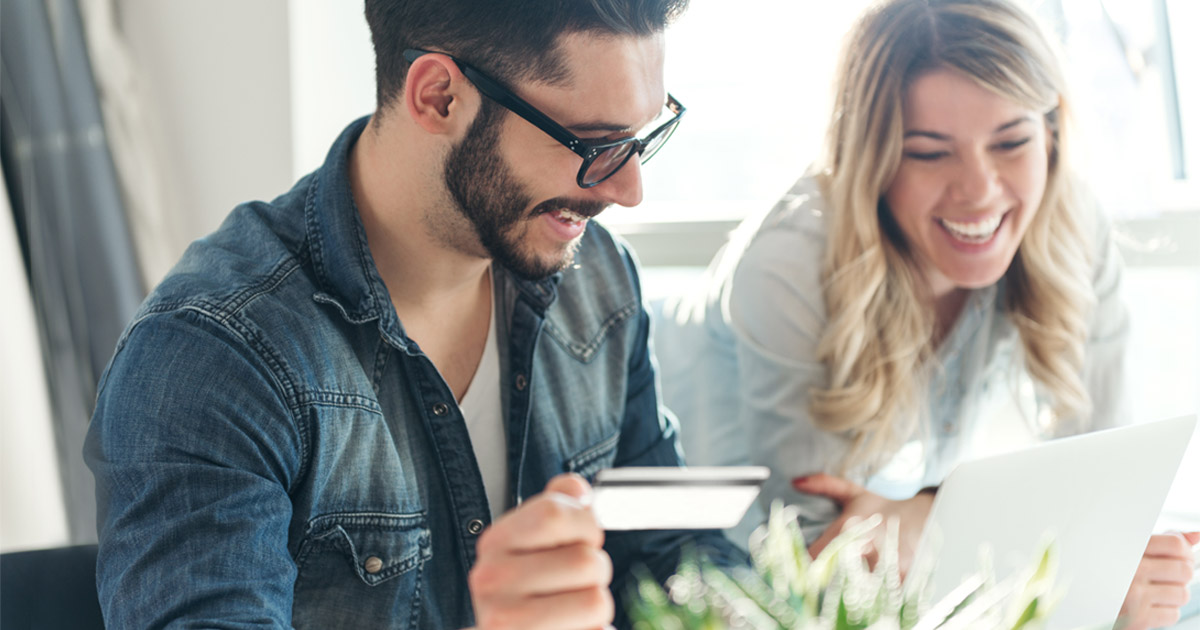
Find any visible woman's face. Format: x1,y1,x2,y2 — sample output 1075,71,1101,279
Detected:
884,68,1051,299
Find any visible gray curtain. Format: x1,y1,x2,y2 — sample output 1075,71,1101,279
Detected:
1,0,145,543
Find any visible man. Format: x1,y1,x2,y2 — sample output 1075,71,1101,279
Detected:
85,0,741,628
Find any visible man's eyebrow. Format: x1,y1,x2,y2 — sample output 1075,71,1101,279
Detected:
566,121,634,135
902,116,1036,140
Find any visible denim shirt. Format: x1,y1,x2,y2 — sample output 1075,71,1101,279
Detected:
85,116,739,629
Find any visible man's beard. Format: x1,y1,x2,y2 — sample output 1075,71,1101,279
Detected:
443,105,607,280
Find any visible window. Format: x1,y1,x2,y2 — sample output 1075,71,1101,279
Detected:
601,0,1200,270
604,1,874,228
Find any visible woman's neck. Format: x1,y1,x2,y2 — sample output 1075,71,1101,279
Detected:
932,286,969,346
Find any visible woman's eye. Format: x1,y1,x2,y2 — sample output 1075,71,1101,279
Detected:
995,137,1032,151
904,150,949,161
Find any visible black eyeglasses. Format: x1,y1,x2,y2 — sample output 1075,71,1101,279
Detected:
403,48,685,189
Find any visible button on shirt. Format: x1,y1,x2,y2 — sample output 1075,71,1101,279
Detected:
655,175,1130,547
85,116,742,629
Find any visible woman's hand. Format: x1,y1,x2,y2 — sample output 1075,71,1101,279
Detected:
792,473,934,577
1117,531,1198,630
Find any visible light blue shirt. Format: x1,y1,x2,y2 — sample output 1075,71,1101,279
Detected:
654,175,1130,547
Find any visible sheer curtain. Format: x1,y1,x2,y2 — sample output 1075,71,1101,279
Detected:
1,0,145,544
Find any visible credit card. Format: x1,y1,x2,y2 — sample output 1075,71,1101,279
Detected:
591,466,770,531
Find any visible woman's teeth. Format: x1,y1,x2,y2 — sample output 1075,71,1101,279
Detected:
940,214,1002,242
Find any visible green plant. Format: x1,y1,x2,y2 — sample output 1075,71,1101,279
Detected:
630,502,1060,630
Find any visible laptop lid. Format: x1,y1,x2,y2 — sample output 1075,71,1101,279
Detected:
913,414,1197,629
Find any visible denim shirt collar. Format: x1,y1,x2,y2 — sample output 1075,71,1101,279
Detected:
302,115,563,346
304,116,392,330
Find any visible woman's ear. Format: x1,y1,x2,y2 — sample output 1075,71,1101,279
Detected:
403,53,477,136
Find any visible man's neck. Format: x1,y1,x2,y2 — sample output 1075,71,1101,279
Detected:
349,114,495,401
350,114,492,312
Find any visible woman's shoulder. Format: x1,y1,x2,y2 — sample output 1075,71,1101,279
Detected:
745,176,830,246
713,176,831,330
664,175,831,328
721,176,830,280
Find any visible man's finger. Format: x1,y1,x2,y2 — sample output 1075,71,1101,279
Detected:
479,476,602,556
470,542,613,598
791,473,865,506
544,473,594,503
473,585,614,630
1182,531,1200,546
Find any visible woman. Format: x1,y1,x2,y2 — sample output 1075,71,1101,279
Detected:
656,0,1196,626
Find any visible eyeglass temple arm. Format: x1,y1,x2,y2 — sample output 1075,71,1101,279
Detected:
402,48,590,158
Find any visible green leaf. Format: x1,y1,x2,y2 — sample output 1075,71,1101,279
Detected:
1009,598,1038,629
836,595,870,630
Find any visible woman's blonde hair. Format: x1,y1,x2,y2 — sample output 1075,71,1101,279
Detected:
812,0,1095,474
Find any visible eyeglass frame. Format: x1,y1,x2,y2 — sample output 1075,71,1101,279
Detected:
402,48,685,189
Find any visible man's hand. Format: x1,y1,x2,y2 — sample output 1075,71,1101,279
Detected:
468,474,615,630
1118,531,1198,630
792,473,934,577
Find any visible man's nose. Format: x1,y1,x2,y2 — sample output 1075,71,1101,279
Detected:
590,158,644,209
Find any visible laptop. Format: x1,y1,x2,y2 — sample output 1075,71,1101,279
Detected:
912,414,1197,629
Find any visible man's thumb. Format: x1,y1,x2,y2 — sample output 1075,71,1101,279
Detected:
545,472,594,505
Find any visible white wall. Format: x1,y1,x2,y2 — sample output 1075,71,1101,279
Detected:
116,0,296,284
111,1,377,282
288,0,375,181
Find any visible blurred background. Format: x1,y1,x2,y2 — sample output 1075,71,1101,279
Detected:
2,0,1197,554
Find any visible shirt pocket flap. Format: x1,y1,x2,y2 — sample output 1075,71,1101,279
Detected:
302,513,432,587
565,431,621,482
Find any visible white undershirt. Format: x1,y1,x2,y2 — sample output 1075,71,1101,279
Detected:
457,279,507,520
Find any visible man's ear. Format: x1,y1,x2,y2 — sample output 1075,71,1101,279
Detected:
403,53,477,136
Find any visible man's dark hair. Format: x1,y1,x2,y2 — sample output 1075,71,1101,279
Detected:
364,0,688,112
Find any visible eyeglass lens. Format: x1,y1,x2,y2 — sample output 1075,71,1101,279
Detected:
639,116,680,163
581,116,682,186
584,144,637,186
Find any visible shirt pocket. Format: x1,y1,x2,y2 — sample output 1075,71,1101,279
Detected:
564,430,621,483
543,300,639,363
293,512,432,629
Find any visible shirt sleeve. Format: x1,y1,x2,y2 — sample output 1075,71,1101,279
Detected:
84,309,303,629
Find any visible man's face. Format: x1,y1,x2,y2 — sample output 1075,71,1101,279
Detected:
441,32,668,280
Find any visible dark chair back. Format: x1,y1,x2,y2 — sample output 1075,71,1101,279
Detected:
1,544,104,629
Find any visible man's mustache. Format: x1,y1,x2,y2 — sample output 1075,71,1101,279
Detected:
532,197,609,220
